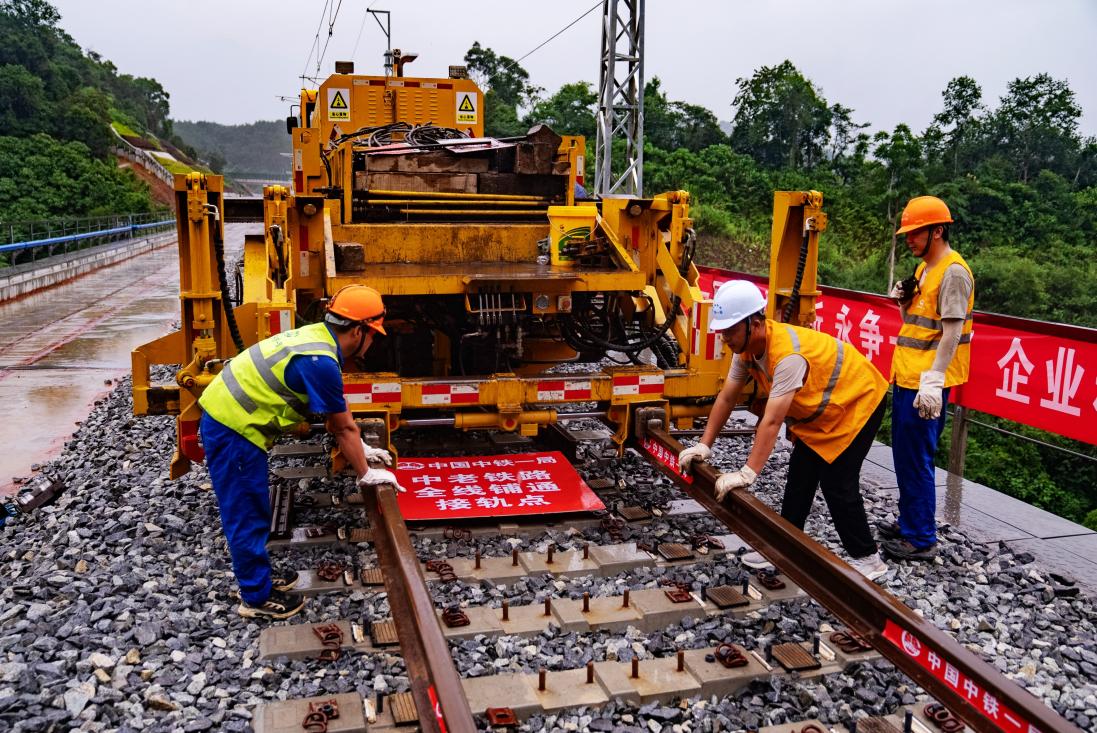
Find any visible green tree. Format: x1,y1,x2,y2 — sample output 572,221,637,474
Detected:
644,77,725,153
872,124,924,288
0,134,152,221
728,60,831,169
928,76,984,176
0,63,45,136
992,73,1081,183
464,42,536,138
525,81,596,140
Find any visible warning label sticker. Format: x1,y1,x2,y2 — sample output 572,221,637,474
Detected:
327,88,350,121
455,92,478,125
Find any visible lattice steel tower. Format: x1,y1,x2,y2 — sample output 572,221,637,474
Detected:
594,0,645,197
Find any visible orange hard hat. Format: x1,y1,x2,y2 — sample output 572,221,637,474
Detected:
896,196,953,235
325,285,386,335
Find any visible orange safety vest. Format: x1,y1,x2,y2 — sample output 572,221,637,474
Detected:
744,320,888,463
890,250,974,389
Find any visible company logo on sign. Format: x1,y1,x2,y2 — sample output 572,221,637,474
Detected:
900,630,922,657
328,88,350,121
455,92,478,124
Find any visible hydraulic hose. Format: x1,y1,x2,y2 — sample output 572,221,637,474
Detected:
559,228,697,356
208,206,246,354
781,229,810,324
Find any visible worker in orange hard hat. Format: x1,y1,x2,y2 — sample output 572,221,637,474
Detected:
881,196,974,561
198,285,404,620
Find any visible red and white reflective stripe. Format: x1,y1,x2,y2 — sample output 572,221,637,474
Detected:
536,379,593,401
690,302,718,360
345,382,402,405
421,383,480,405
267,309,293,335
612,373,664,396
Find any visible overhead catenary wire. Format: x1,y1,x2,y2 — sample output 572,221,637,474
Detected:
301,0,335,84
313,0,346,81
350,2,380,60
513,0,603,65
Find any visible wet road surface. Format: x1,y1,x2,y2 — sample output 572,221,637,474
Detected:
0,225,251,496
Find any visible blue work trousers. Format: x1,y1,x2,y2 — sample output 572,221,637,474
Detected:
890,384,950,549
200,413,273,606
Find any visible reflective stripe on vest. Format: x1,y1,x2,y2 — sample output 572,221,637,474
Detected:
784,326,846,427
199,322,340,451
890,250,975,389
746,320,888,463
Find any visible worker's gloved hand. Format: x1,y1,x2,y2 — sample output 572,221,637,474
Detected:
360,440,393,466
357,467,407,493
714,466,757,501
678,443,711,473
913,370,946,420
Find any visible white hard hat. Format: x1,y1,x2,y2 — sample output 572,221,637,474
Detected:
709,280,766,331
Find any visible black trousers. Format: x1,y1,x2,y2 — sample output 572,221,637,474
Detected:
780,395,886,559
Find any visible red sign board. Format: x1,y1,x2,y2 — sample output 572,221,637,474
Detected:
882,621,1036,733
640,436,692,484
393,451,604,521
698,267,1097,446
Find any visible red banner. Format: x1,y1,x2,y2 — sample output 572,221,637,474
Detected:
393,451,604,521
882,621,1034,733
698,267,1097,446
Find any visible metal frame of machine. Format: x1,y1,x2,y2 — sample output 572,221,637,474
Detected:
131,66,824,478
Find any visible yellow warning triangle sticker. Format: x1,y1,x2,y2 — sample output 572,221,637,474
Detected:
330,91,348,109
458,94,475,112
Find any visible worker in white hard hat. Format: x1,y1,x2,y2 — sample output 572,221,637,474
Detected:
677,280,890,581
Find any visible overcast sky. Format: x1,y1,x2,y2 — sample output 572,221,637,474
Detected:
51,0,1097,138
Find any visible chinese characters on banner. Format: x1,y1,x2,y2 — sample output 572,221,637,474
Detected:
393,451,605,521
882,621,1035,733
698,267,1097,447
640,436,693,484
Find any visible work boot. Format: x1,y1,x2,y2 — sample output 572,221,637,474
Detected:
272,569,300,592
875,520,902,541
238,589,305,620
739,551,773,570
849,553,888,581
881,538,937,561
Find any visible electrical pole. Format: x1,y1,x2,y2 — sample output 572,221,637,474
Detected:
594,0,645,197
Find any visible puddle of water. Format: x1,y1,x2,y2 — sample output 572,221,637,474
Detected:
0,225,253,496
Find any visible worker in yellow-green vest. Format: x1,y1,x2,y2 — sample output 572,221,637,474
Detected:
199,285,404,619
879,196,974,561
678,280,890,581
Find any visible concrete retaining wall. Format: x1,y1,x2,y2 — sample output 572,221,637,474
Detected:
0,232,175,303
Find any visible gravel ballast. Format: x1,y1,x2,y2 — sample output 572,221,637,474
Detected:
1,377,1094,732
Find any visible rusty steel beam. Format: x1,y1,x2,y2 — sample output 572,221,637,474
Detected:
633,418,1077,733
363,485,476,733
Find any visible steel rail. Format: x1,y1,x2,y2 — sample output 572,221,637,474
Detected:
634,417,1078,733
363,484,476,733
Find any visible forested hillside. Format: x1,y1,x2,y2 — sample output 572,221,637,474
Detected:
173,120,289,178
464,43,1097,529
0,0,186,221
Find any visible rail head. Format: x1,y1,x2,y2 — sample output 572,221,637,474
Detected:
364,483,476,733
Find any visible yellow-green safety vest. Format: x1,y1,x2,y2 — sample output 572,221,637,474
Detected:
890,250,974,389
199,322,340,450
744,320,888,463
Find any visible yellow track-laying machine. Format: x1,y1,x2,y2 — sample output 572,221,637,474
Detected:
132,61,824,477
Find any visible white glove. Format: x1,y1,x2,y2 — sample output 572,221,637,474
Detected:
913,370,945,420
357,467,407,493
714,466,757,501
678,443,712,473
360,440,393,466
